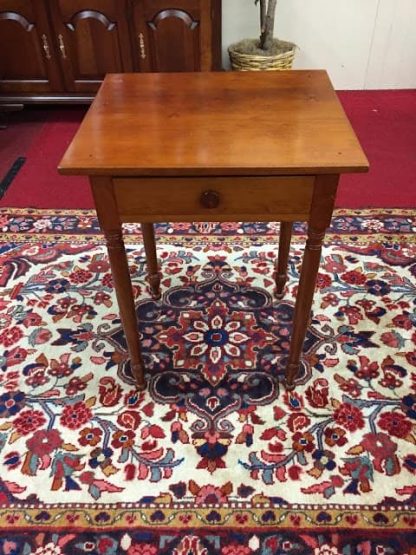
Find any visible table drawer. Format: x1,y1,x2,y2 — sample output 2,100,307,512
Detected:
113,176,315,222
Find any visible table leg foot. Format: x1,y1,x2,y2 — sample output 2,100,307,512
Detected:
148,272,162,300
284,380,296,392
274,284,286,300
132,363,146,390
284,363,299,391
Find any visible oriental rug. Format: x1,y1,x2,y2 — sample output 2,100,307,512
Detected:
0,208,415,555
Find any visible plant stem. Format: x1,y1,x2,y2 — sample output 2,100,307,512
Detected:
259,0,266,33
260,0,277,51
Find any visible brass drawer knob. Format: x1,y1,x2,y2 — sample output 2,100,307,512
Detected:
200,189,220,209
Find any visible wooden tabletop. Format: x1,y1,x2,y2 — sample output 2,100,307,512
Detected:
59,71,368,177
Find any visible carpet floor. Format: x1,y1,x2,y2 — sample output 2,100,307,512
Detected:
0,90,415,209
0,208,415,553
0,107,50,181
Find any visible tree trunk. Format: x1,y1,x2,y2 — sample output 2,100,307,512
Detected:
260,0,277,51
259,0,266,33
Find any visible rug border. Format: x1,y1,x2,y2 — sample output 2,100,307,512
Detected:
1,505,415,531
0,207,415,246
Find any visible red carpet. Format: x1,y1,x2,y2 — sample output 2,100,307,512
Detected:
1,107,92,209
0,107,49,179
337,90,416,207
1,91,415,209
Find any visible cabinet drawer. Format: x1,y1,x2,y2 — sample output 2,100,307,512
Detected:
113,176,315,222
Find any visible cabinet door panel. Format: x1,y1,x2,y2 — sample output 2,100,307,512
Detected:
131,0,212,72
0,0,63,93
50,0,133,93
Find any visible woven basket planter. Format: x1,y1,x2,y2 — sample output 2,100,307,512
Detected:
229,39,296,71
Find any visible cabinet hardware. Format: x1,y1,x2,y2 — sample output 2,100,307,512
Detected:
58,34,67,59
138,33,146,59
41,34,51,60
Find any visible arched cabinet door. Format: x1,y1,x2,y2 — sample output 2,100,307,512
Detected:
130,0,217,72
0,0,63,93
49,0,133,93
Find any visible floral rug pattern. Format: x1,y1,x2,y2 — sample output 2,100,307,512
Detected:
0,208,415,554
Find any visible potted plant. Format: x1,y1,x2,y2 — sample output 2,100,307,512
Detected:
228,0,296,71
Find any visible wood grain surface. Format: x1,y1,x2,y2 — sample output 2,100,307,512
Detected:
59,71,369,177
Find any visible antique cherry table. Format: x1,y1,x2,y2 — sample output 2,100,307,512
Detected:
59,71,368,391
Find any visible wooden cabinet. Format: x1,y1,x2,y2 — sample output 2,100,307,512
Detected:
130,0,221,73
0,0,63,94
48,0,133,93
0,0,221,103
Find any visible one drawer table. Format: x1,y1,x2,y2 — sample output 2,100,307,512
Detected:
59,71,368,390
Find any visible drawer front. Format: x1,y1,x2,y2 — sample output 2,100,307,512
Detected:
113,176,315,222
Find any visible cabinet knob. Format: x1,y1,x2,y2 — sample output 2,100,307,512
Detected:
200,190,220,209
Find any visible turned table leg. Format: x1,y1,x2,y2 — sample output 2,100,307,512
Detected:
90,177,145,389
104,228,145,389
284,226,325,390
274,221,293,299
141,223,161,299
284,175,339,390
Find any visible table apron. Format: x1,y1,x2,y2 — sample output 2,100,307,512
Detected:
112,175,315,223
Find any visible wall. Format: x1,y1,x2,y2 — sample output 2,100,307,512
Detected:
222,0,416,90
